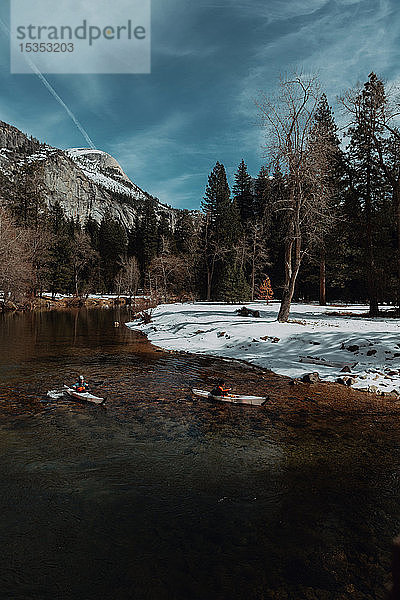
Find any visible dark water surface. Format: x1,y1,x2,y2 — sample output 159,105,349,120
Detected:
0,308,399,599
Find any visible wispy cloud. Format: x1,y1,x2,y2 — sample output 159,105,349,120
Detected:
235,0,400,120
109,112,192,171
107,111,207,206
150,173,204,208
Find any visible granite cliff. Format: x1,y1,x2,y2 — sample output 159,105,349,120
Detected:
0,120,176,230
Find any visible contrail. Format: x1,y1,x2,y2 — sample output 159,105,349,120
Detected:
24,58,96,149
0,16,96,149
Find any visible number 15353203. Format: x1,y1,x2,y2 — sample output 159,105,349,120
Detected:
19,42,74,52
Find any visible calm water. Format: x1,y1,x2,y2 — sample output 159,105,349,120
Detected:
0,308,399,599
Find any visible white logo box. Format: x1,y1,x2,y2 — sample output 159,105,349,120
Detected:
10,0,151,74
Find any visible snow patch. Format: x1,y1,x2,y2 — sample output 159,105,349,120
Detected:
126,302,400,395
66,148,142,199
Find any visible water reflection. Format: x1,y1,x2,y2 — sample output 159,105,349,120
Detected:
0,308,398,599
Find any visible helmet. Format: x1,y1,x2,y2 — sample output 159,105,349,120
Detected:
218,379,225,386
79,375,84,381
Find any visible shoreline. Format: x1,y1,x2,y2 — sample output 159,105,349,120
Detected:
1,295,154,313
144,343,400,414
126,301,400,404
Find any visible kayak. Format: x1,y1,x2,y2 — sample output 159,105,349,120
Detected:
64,385,105,405
192,388,267,407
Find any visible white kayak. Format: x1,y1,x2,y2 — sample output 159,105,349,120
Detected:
192,388,267,407
64,385,105,405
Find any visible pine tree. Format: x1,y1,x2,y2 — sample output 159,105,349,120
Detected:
47,202,74,297
85,216,100,250
157,212,173,254
127,219,139,259
342,76,400,311
254,165,271,224
201,162,239,300
265,164,287,295
136,200,158,275
258,276,274,303
309,94,344,305
346,73,388,316
218,263,251,303
201,162,231,227
99,212,127,291
174,210,196,255
233,159,254,224
11,163,46,228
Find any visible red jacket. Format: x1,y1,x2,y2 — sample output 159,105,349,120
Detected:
213,385,230,396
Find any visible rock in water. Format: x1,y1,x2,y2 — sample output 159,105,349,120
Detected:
302,372,320,384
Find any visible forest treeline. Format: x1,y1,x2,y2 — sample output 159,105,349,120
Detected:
1,72,399,319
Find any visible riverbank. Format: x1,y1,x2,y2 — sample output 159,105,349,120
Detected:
126,301,400,400
190,359,400,417
1,294,154,312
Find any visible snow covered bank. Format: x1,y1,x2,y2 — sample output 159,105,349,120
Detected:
126,302,400,395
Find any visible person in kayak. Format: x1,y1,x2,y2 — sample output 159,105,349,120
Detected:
72,375,89,393
211,380,231,397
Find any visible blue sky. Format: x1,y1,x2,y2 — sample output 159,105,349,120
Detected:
0,0,399,209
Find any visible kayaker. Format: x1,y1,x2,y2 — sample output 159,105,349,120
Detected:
211,379,231,397
72,375,89,393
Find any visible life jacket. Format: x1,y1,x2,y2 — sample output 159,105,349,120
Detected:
211,384,230,397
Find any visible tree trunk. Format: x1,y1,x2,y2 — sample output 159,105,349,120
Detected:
206,257,216,301
395,187,400,313
278,288,292,322
206,267,212,301
366,153,379,317
251,235,256,301
278,231,302,322
160,257,167,302
278,237,293,322
278,259,301,322
319,248,326,306
278,215,302,322
74,269,79,297
369,296,379,317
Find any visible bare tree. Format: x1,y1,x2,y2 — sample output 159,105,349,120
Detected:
257,73,335,322
116,256,140,301
234,224,269,301
25,225,52,297
149,237,187,301
71,231,98,297
248,222,270,301
0,209,33,305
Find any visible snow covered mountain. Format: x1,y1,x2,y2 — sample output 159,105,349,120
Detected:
0,120,176,230
66,148,149,200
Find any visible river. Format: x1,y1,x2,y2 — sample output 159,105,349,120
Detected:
0,308,399,599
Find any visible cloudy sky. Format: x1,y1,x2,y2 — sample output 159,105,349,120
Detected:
0,0,399,208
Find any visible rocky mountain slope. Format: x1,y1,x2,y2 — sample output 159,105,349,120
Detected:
0,120,176,230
